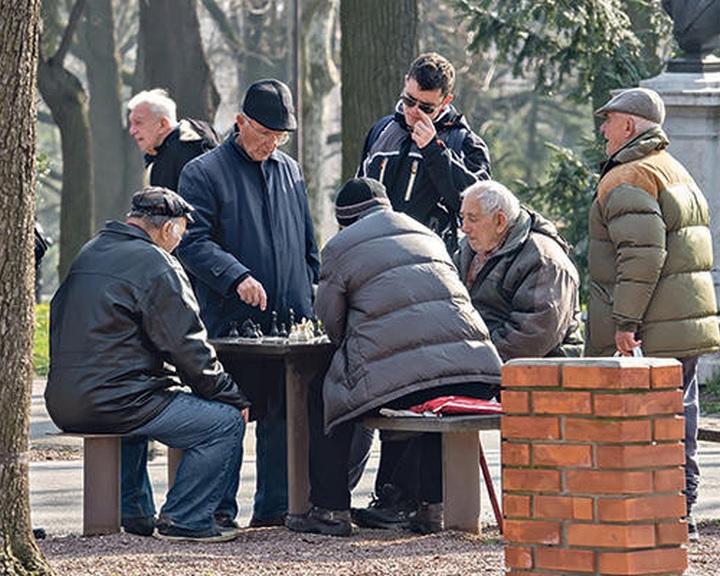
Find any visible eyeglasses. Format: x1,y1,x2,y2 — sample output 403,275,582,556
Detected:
244,118,290,146
400,93,443,115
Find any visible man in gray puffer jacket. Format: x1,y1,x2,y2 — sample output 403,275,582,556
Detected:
287,178,502,537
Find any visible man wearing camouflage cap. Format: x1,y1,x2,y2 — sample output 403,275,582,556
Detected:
587,87,720,540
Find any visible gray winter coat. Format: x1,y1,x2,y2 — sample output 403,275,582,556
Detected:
316,207,502,433
454,208,584,360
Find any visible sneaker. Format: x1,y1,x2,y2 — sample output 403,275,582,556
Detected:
687,515,700,541
154,523,238,543
286,506,352,537
409,502,443,534
214,514,240,536
248,513,287,528
351,484,414,530
122,516,155,537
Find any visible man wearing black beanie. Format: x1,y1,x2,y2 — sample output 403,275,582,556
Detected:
287,178,502,536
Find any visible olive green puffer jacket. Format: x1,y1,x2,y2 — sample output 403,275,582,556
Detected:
586,127,720,357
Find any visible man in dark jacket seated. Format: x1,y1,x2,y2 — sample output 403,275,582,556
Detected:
286,178,502,537
45,187,250,543
353,179,584,530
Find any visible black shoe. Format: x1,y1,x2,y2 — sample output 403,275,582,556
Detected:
248,513,287,528
286,506,352,537
154,522,237,543
687,515,700,541
214,514,240,536
32,528,46,540
351,484,414,530
122,516,155,537
408,502,443,534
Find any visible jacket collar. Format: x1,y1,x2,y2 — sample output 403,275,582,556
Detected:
600,126,669,178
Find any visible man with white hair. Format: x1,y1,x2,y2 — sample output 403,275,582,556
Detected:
456,179,583,360
588,86,720,540
128,88,218,190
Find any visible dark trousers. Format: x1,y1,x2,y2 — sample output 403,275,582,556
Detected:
309,378,498,511
372,381,499,501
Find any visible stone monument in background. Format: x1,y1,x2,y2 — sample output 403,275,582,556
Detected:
642,1,720,381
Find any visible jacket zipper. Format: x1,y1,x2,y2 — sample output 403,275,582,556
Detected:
404,160,419,202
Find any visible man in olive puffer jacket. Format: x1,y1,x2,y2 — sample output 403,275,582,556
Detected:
588,87,720,540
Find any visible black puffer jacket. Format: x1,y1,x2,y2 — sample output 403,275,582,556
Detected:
45,221,249,434
316,207,502,433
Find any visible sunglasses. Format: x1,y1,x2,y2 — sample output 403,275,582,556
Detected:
400,93,442,115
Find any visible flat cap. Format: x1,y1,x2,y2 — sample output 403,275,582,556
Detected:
594,87,666,124
129,186,195,223
242,79,297,132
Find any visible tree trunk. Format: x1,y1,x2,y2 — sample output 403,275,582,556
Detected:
301,0,339,244
340,0,418,182
139,0,219,121
82,0,130,229
0,1,55,573
37,57,94,282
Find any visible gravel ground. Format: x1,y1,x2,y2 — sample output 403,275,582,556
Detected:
38,522,720,576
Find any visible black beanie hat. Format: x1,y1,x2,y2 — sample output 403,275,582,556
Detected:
242,79,297,132
334,178,390,227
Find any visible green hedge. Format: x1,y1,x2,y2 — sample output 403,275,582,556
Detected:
34,302,49,376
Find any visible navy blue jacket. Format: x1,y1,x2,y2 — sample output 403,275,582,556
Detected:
176,129,320,339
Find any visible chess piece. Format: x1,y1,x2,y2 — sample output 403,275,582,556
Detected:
227,321,240,337
241,319,259,338
279,322,288,338
288,308,295,332
270,311,280,337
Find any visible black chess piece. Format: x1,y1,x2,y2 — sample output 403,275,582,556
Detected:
270,311,280,337
279,322,288,338
227,321,240,337
241,319,259,338
313,318,323,337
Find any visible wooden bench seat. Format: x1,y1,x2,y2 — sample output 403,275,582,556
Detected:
52,433,182,535
362,414,502,534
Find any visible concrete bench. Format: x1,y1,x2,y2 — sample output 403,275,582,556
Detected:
362,414,502,534
52,433,183,535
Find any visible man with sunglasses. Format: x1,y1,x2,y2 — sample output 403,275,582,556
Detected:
176,79,320,529
357,52,491,254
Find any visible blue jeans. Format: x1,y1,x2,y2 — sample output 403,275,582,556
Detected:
253,402,288,520
127,392,245,532
681,356,700,516
121,437,156,522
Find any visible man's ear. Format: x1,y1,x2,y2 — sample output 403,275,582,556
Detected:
495,210,508,233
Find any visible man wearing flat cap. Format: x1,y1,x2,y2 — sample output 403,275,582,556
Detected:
46,187,250,542
286,178,501,536
176,79,319,527
588,87,720,540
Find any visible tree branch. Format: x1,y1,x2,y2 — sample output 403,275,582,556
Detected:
53,0,86,64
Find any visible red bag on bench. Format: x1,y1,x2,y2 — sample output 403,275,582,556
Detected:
408,396,503,416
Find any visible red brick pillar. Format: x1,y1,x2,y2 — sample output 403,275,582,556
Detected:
502,358,688,576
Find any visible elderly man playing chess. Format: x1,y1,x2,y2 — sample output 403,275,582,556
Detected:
286,177,502,537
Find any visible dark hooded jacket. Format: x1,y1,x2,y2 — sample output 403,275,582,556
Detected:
454,208,584,360
317,207,502,434
45,221,249,434
357,102,490,253
145,118,219,191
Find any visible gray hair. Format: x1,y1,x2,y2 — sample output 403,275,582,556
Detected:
127,88,178,126
631,115,660,135
462,180,521,222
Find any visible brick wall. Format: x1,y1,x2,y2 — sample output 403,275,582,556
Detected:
502,357,688,576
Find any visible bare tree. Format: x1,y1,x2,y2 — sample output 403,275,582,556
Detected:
82,0,133,229
38,0,94,281
138,0,220,121
301,0,339,243
340,0,418,181
0,0,55,573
